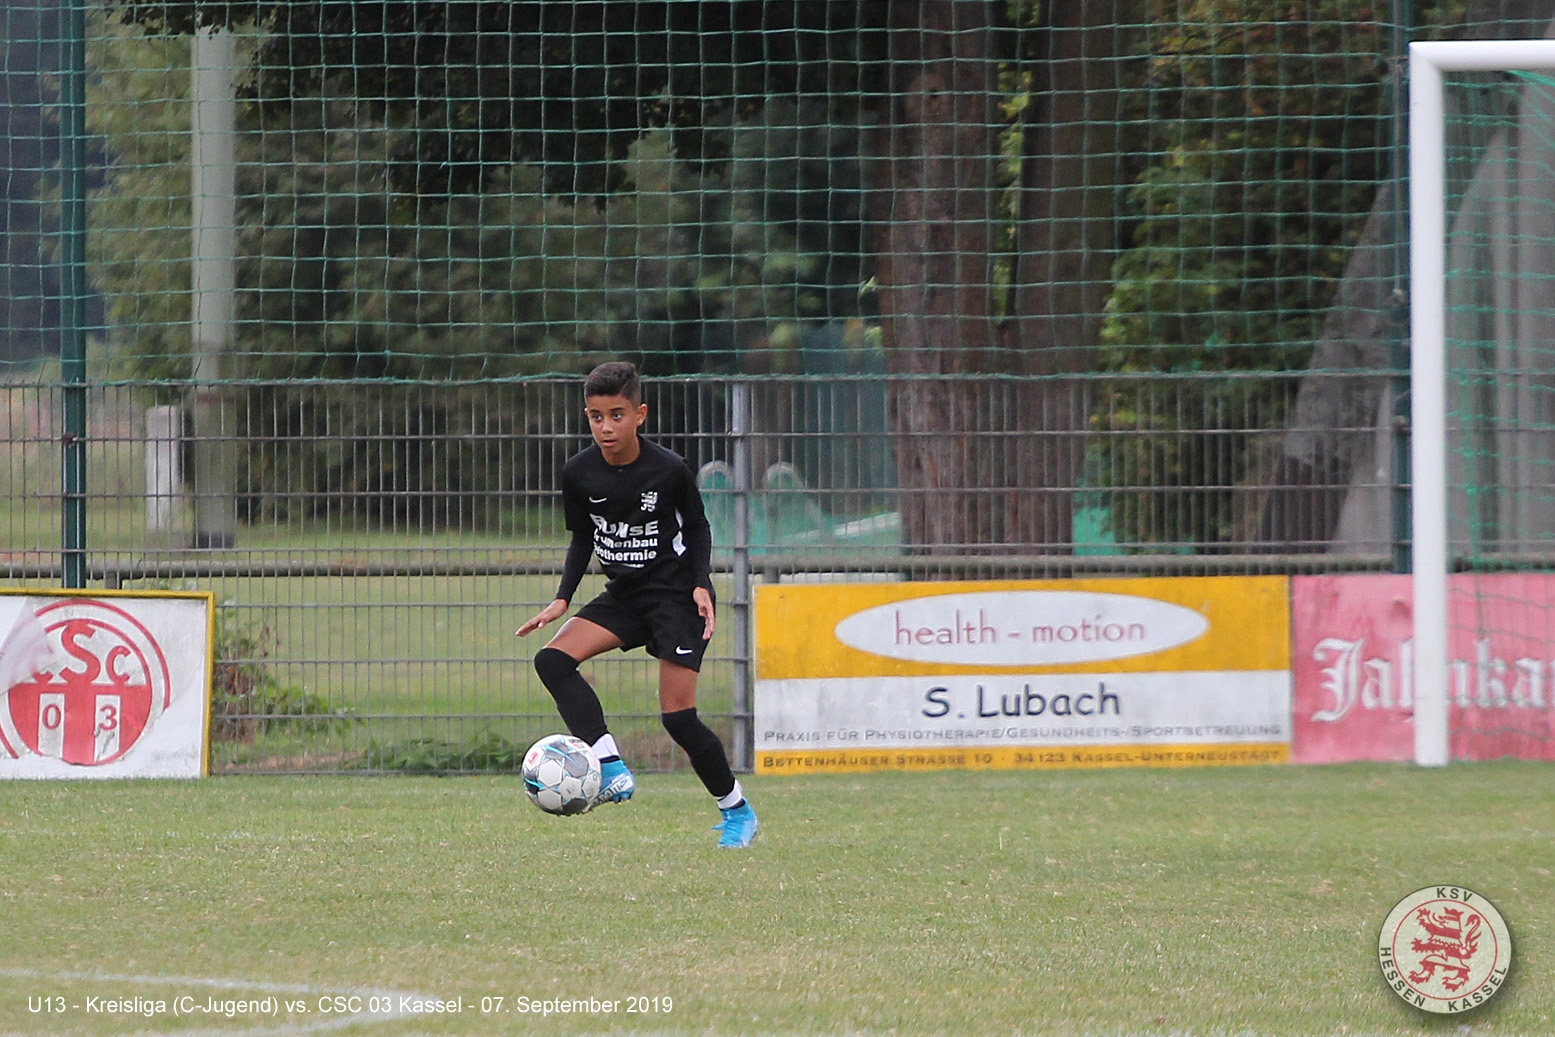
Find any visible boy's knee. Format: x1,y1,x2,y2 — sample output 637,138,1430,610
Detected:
661,707,717,750
534,646,578,687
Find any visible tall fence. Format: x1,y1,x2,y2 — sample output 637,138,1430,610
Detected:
4,1,1553,771
0,370,1397,774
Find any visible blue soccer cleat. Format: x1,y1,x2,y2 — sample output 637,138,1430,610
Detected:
712,802,758,848
595,758,635,804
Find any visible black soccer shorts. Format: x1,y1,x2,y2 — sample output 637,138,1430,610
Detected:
575,584,714,672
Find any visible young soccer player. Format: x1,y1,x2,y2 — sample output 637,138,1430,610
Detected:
516,361,757,848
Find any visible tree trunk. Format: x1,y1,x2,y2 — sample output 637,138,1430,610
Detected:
872,0,1006,553
871,1,1144,553
1010,1,1145,547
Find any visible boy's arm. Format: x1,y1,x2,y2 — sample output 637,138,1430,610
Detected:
554,526,593,605
516,527,588,639
553,463,594,604
685,519,713,594
517,465,591,639
680,463,714,595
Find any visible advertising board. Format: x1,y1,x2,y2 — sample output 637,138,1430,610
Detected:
1293,574,1555,762
0,590,214,778
755,577,1291,773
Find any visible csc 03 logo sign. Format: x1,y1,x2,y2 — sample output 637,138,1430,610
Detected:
0,598,173,766
1378,885,1512,1014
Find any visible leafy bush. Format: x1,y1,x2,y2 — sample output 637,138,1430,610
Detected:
211,605,352,742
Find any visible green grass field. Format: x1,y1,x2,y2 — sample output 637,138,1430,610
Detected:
1,761,1550,1036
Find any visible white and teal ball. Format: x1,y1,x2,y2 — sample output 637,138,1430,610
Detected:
522,734,602,815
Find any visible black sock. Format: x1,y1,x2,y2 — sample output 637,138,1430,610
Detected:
534,647,608,746
660,707,737,800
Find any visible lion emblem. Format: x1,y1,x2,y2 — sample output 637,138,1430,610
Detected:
1406,906,1482,993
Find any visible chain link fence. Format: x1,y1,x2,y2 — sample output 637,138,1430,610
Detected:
1,369,1398,773
3,0,1545,771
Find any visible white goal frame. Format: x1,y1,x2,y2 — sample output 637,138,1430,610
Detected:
1409,40,1555,766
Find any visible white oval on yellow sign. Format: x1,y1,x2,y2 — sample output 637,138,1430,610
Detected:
832,591,1209,666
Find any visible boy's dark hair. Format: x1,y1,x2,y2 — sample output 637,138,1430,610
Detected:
584,361,641,404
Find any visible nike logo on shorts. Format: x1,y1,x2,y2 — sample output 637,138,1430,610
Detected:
675,647,693,655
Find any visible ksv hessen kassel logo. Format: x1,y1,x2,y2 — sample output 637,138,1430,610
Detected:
1378,885,1512,1014
0,599,173,766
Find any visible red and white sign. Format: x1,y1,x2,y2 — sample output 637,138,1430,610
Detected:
1293,574,1555,762
0,591,213,778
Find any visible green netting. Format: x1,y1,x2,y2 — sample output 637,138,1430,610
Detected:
1419,64,1555,761
8,2,1488,551
1443,67,1555,560
2,0,1542,770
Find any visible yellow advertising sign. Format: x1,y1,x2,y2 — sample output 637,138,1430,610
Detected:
757,576,1289,678
754,576,1291,774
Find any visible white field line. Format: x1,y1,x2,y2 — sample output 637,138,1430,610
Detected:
0,968,437,1037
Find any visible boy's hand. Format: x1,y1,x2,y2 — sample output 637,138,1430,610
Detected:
516,599,568,638
694,586,716,641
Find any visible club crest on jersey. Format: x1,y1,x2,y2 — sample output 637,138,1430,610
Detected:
641,491,659,512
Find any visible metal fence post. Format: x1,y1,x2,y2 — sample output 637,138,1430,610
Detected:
190,27,239,549
58,0,89,588
730,380,753,772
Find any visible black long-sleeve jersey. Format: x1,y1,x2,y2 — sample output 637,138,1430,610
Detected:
555,438,714,603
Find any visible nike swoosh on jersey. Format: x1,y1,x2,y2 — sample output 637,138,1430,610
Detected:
589,496,608,503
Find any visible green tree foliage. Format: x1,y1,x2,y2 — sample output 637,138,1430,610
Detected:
237,101,611,382
84,19,869,383
80,16,869,525
79,20,197,382
230,110,859,527
1097,1,1470,550
79,19,616,384
112,2,889,199
608,99,870,371
1097,1,1395,548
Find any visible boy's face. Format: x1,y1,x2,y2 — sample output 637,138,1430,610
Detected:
585,393,648,464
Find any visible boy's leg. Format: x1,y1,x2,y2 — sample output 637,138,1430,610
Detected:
659,661,757,848
536,617,620,744
658,661,738,801
535,618,634,801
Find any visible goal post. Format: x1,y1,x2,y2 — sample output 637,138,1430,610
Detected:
1409,39,1555,767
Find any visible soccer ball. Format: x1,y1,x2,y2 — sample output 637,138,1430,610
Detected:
522,734,601,815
